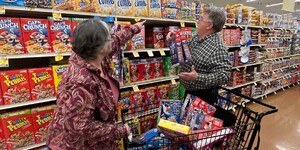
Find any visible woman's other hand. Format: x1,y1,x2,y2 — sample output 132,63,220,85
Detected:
134,20,146,29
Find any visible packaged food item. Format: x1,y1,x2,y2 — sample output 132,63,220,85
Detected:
0,86,3,105
0,17,25,55
31,105,56,143
75,0,98,12
123,57,131,84
20,18,52,54
51,65,68,92
181,35,192,62
115,0,133,16
152,57,163,78
162,57,177,76
169,83,180,100
162,7,180,19
52,0,75,10
132,25,145,50
98,0,115,15
117,21,132,51
24,0,52,8
142,86,158,108
144,59,154,80
202,115,223,130
129,59,140,82
0,0,24,6
133,0,148,17
0,69,31,105
169,37,184,66
156,84,170,100
145,27,165,49
48,17,72,53
1,109,35,150
158,100,182,123
158,119,190,135
117,90,131,121
147,0,161,18
140,114,158,133
0,121,6,150
28,67,55,100
161,0,180,8
130,91,144,111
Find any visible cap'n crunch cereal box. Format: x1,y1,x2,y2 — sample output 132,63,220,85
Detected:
0,121,6,150
0,70,31,105
0,86,3,105
20,18,52,54
131,25,145,50
28,67,56,100
148,0,161,18
52,65,68,92
31,105,56,143
133,0,148,17
48,17,72,53
115,0,133,16
98,0,115,15
1,109,35,150
75,0,98,12
0,17,24,55
52,0,75,10
71,18,88,31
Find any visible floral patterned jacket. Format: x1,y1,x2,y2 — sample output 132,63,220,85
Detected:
46,24,141,150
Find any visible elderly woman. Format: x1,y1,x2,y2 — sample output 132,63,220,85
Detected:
46,19,145,150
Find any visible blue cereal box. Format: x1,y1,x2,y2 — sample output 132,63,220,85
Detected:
158,99,182,123
0,0,24,6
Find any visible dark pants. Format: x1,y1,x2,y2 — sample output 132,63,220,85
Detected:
185,88,237,127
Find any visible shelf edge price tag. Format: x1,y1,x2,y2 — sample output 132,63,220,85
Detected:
195,22,198,28
0,55,9,67
171,79,177,85
147,50,154,57
254,82,257,86
159,49,166,56
132,85,139,92
180,22,185,27
52,11,62,21
134,17,141,22
0,7,5,14
55,54,64,62
133,51,139,57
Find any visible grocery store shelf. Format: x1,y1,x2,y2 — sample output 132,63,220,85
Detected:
123,48,169,54
226,80,262,90
227,44,266,48
16,142,46,150
232,62,263,69
265,47,289,50
264,54,300,61
5,52,71,59
0,97,56,111
260,63,300,74
120,76,179,89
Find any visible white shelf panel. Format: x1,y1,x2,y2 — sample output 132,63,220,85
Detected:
232,62,263,69
5,52,71,59
123,48,169,54
226,80,262,90
16,142,46,150
0,97,56,111
120,76,179,89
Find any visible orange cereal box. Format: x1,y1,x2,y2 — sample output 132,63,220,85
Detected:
0,70,31,105
28,67,55,100
0,17,24,55
115,0,133,16
48,17,72,53
148,0,161,18
52,0,75,10
52,65,68,91
31,105,55,143
0,121,6,150
20,18,52,54
133,0,148,17
98,0,115,15
75,0,98,12
1,109,35,150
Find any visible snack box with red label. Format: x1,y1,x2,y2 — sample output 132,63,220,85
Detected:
31,105,56,143
145,27,165,49
130,59,141,82
48,17,73,53
223,29,231,46
118,21,132,51
152,57,163,78
142,86,158,108
20,18,52,54
181,27,193,41
0,121,6,150
202,115,223,130
192,97,216,116
156,84,170,100
1,109,35,150
130,91,145,112
0,69,31,105
143,59,153,80
0,17,25,55
28,67,55,100
132,25,145,50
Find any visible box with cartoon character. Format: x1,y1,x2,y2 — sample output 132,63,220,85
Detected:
52,0,75,10
140,113,158,134
0,17,24,55
147,0,161,18
129,59,141,82
98,0,115,15
133,0,148,17
28,67,55,100
156,84,170,100
0,121,6,150
115,0,133,16
201,115,223,130
51,65,68,92
20,18,52,54
31,105,55,143
1,109,35,150
75,0,98,12
117,90,131,121
131,25,145,50
0,70,31,105
151,57,163,78
158,100,182,123
130,91,145,111
141,86,158,108
122,57,131,84
48,17,72,53
117,21,132,51
144,59,153,80
145,27,165,49
162,7,181,19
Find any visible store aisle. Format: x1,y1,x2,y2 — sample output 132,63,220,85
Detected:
248,85,300,150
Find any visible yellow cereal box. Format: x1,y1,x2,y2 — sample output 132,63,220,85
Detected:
133,0,148,17
51,65,68,91
75,0,98,12
52,0,75,10
115,0,133,16
158,119,190,135
148,0,161,18
98,0,115,15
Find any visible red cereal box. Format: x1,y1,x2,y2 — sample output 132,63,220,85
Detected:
20,18,52,54
181,27,193,41
132,25,145,50
130,91,145,112
202,115,223,130
48,17,72,53
31,105,55,143
156,84,170,100
130,59,140,82
0,121,7,150
192,97,216,116
0,17,25,55
0,70,31,105
152,57,163,78
117,91,131,121
144,59,153,80
1,109,35,150
144,86,159,108
28,67,55,100
118,21,132,51
223,29,231,46
0,86,3,105
145,27,165,49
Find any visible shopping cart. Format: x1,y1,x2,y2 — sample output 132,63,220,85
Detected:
121,86,278,150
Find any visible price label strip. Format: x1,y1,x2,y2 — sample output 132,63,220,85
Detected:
0,55,9,67
133,51,140,57
134,17,141,22
53,11,62,21
180,22,185,27
171,79,177,85
147,50,154,57
159,49,166,56
132,85,139,92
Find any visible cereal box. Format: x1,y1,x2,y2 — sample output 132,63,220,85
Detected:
0,0,24,6
129,59,140,82
71,18,88,30
138,59,147,81
131,25,145,50
0,85,3,105
52,65,68,92
158,119,190,135
133,0,148,17
142,86,158,108
162,7,180,19
117,90,131,121
152,57,163,78
147,0,161,18
0,70,31,105
48,17,72,53
140,114,157,133
98,0,115,15
130,91,144,110
118,21,132,51
0,121,6,150
31,105,55,143
20,18,52,54
1,109,35,150
52,0,75,10
145,27,165,49
123,57,131,84
144,59,153,80
0,17,24,55
28,67,55,100
75,0,98,12
115,0,133,16
158,100,182,123
162,57,177,76
202,115,223,130
156,84,170,100
161,0,180,8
